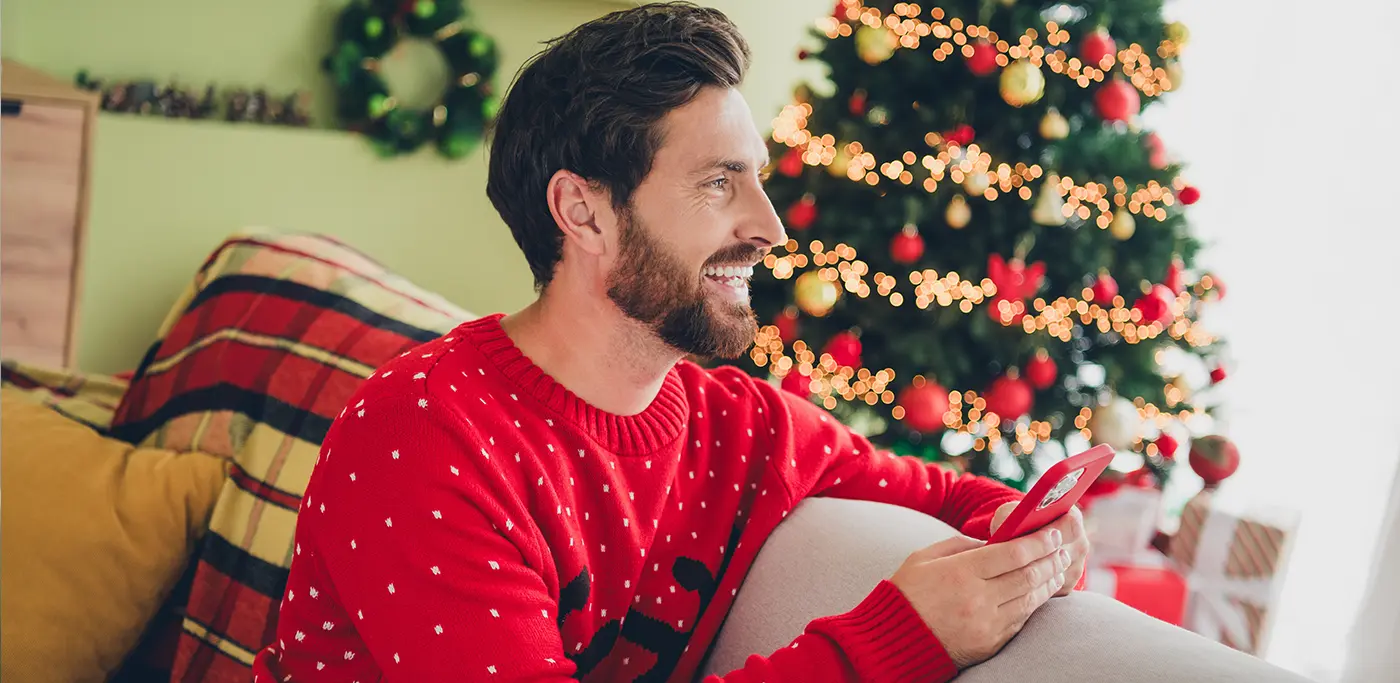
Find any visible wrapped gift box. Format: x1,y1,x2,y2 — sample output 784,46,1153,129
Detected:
1082,553,1188,626
1168,489,1299,655
1082,486,1164,564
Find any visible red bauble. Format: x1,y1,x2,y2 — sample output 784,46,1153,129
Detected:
897,381,950,433
849,89,868,116
782,370,812,397
786,194,819,230
1095,79,1141,122
1145,132,1169,169
966,40,999,76
890,225,925,264
798,48,811,60
1133,284,1176,326
773,307,799,343
1190,435,1241,487
1165,256,1185,295
1091,272,1119,305
987,254,1046,306
1210,363,1228,385
822,331,863,368
1081,28,1118,67
778,147,804,177
944,124,976,146
1025,349,1057,390
1154,432,1181,461
984,373,1033,421
1179,185,1201,205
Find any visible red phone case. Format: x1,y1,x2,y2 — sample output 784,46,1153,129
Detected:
987,444,1115,544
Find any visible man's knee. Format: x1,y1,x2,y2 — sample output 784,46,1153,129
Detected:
703,497,1311,682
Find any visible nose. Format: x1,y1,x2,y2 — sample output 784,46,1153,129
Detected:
739,182,787,250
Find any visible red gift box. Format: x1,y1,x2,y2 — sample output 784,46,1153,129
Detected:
1082,556,1188,626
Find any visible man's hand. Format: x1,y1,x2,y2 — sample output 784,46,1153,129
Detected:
989,500,1089,596
889,527,1069,669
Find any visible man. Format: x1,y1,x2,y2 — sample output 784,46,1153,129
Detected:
251,3,1089,681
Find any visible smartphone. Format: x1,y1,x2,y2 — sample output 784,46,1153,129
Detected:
987,444,1115,544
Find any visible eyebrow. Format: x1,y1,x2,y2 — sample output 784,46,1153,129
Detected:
691,155,772,178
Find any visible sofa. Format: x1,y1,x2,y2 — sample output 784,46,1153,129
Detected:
0,229,1312,682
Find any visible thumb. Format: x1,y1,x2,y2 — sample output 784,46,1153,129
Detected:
919,534,986,560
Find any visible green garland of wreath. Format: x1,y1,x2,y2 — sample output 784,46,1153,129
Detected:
323,0,500,159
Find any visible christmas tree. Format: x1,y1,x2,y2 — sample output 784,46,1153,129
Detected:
736,0,1232,491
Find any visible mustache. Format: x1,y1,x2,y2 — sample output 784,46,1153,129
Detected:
705,244,767,267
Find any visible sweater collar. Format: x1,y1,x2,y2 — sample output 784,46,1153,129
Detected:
461,314,688,455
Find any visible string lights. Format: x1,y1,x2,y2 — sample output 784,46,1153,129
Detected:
822,1,1180,95
769,106,1182,227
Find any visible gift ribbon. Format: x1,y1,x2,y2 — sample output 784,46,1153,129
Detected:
1180,498,1279,651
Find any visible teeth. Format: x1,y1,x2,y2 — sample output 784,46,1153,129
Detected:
703,265,754,278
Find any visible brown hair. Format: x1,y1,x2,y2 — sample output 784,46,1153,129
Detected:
485,2,752,290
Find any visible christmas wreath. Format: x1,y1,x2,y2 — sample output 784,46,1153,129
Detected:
323,0,500,159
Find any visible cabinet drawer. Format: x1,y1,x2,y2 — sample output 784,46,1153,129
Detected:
1,101,86,367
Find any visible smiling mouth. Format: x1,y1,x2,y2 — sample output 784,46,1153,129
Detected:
702,264,755,291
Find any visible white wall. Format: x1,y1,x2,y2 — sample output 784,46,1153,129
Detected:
1143,1,1400,679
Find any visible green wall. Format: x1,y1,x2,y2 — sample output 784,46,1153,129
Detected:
2,0,829,374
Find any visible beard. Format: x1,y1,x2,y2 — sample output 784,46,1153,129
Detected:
606,209,760,360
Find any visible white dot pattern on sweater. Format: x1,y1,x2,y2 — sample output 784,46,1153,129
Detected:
253,342,975,682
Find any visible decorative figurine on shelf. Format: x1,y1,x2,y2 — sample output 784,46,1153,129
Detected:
75,69,313,127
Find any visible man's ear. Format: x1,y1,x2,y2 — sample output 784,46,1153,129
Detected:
546,169,612,257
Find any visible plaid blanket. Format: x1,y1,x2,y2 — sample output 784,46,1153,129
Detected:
0,359,129,432
109,229,474,683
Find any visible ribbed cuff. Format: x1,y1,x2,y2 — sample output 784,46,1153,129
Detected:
807,580,958,683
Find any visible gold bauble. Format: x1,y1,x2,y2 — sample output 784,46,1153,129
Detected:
963,172,990,197
1087,395,1144,450
1031,175,1067,226
1039,107,1069,139
1109,208,1137,240
1169,375,1193,399
999,59,1045,107
855,26,898,65
794,271,840,317
1164,61,1184,90
827,145,854,179
1165,21,1190,47
945,194,971,229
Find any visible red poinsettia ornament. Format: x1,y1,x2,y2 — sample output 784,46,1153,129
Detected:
1133,284,1176,326
1091,271,1119,305
987,253,1046,307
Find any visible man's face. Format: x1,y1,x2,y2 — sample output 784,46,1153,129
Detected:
606,87,787,359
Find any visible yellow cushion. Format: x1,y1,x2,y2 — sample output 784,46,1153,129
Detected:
0,388,229,683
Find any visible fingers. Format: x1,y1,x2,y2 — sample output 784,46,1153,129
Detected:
998,551,1066,623
971,527,1063,578
991,545,1070,604
917,534,986,560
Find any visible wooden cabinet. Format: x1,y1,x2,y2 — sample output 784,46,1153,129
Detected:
1,60,98,369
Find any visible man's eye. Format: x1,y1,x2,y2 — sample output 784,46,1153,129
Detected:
708,177,730,190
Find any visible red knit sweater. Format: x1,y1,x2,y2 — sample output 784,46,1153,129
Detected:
251,314,1021,682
